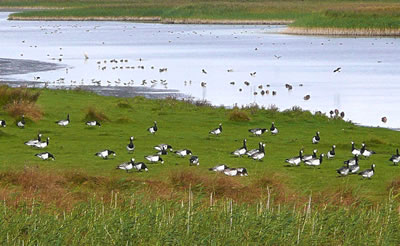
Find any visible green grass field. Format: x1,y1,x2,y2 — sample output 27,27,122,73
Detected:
2,0,400,31
1,86,400,243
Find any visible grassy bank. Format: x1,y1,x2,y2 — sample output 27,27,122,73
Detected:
1,0,400,34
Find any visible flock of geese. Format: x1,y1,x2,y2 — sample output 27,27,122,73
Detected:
2,111,399,179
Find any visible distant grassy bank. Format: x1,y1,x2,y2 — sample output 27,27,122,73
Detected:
1,0,400,35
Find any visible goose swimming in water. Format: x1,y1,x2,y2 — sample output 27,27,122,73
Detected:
246,142,262,157
337,163,350,176
232,139,247,157
304,154,324,167
95,149,116,159
351,142,361,156
154,144,173,152
327,145,336,159
209,164,229,172
189,156,199,166
86,120,101,127
126,136,135,152
35,152,55,160
360,143,376,158
248,127,267,136
302,149,317,162
145,154,164,164
209,123,222,136
33,137,49,149
251,143,265,161
17,115,25,128
270,122,278,135
174,149,192,157
389,149,400,165
0,120,6,127
312,131,320,144
344,155,359,166
285,150,303,166
148,121,158,134
359,164,375,179
25,133,42,146
56,114,70,126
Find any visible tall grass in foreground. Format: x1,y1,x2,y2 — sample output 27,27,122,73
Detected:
1,190,400,244
0,86,42,120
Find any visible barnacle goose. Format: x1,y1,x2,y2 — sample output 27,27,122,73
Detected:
312,131,320,144
344,155,359,166
349,162,360,174
145,155,164,164
351,142,361,156
0,120,6,127
16,115,25,128
359,164,375,179
232,139,247,157
337,163,350,176
302,149,317,162
246,142,262,157
174,149,192,157
360,143,376,158
189,156,199,166
304,154,324,167
248,128,267,136
25,133,42,146
209,164,229,172
126,136,135,152
86,120,101,127
223,168,248,177
95,149,116,159
270,122,278,135
35,152,55,160
285,150,303,166
56,114,70,126
116,158,134,172
327,145,336,159
209,123,222,136
251,143,265,161
148,121,158,134
154,144,173,152
33,137,49,149
389,149,400,165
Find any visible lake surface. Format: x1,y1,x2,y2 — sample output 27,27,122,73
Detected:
1,12,399,128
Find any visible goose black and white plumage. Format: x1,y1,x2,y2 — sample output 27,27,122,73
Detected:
33,137,49,149
145,154,164,164
86,120,101,127
35,152,55,160
327,145,336,159
246,142,262,157
209,123,222,136
389,149,400,165
312,131,320,144
359,164,375,179
232,139,247,157
302,149,317,162
349,163,360,174
189,156,199,166
351,142,361,156
209,164,229,172
154,144,173,152
248,128,267,136
285,150,303,166
16,115,25,128
116,158,134,172
25,133,42,146
344,155,359,166
126,136,135,152
337,163,350,176
304,154,324,167
95,149,116,159
360,143,376,158
0,120,6,127
174,149,192,157
148,121,157,134
56,114,70,126
270,122,278,135
251,143,265,161
223,168,248,176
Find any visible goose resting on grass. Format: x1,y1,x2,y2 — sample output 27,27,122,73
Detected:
248,128,267,136
33,137,49,149
86,120,101,127
223,168,248,176
145,155,164,164
0,120,6,127
389,149,400,165
189,156,199,166
209,164,229,172
25,133,42,146
56,114,70,126
154,144,173,152
148,121,158,134
95,149,116,159
209,123,222,136
35,152,55,160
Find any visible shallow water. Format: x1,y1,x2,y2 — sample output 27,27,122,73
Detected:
1,12,400,128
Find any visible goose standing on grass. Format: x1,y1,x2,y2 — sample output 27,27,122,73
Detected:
285,150,303,166
0,120,6,127
56,114,70,126
126,136,135,152
389,149,400,165
25,133,42,146
246,142,262,157
95,149,116,159
359,164,375,179
327,145,336,159
304,154,324,167
86,120,101,127
209,123,222,136
232,139,247,157
17,115,25,128
248,127,267,136
337,163,350,176
251,143,265,161
344,155,359,166
154,144,173,152
35,152,55,160
148,121,158,134
312,131,320,144
302,149,317,162
189,156,199,166
270,122,278,135
361,143,376,158
145,154,164,164
351,142,361,156
174,149,192,157
349,162,360,174
33,137,49,149
209,164,229,172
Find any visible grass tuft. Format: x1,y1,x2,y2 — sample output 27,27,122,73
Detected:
83,106,110,122
228,108,251,122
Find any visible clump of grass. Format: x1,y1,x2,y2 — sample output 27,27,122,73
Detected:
116,100,133,109
4,101,42,121
114,116,132,124
266,104,280,113
83,106,110,122
228,108,251,122
0,86,42,120
366,137,387,145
